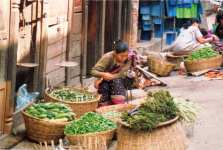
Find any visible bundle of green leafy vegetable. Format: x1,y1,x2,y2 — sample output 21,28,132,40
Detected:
121,90,179,131
174,98,200,123
64,112,117,135
50,88,95,102
25,103,75,121
186,47,218,61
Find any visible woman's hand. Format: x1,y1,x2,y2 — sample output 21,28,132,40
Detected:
212,34,220,41
102,72,115,81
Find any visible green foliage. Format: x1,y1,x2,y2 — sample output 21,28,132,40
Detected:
50,88,95,102
64,112,117,135
187,47,218,61
121,90,179,131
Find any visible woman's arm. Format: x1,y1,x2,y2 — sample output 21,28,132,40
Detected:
197,36,213,44
91,53,116,80
91,54,110,77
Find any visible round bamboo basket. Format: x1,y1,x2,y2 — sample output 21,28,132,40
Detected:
184,55,222,73
96,104,136,123
117,116,188,150
22,111,71,144
66,128,115,150
44,87,100,117
166,53,188,70
148,57,176,77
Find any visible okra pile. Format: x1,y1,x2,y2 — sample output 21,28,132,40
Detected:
50,88,95,102
121,90,179,131
187,47,218,61
64,112,117,135
25,103,75,121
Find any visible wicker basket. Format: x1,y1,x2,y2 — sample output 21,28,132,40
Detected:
44,87,100,117
66,129,115,150
184,55,223,73
148,57,176,77
22,111,70,143
166,53,188,70
96,104,136,123
117,116,188,150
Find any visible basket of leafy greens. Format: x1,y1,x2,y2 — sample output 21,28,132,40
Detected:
185,47,222,73
65,112,116,149
45,87,100,117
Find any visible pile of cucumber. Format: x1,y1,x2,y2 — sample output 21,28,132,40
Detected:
25,103,75,121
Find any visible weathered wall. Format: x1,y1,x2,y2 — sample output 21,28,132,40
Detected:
66,0,83,85
130,0,139,48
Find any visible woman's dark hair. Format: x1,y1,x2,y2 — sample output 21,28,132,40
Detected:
216,10,223,24
182,18,200,29
182,20,191,29
113,40,129,54
190,18,200,24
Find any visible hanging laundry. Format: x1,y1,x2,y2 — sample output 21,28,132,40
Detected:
176,4,198,18
166,0,203,18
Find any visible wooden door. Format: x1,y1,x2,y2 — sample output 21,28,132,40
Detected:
104,0,131,52
45,0,69,87
0,83,6,135
0,0,10,134
104,0,120,52
86,1,105,75
86,0,131,75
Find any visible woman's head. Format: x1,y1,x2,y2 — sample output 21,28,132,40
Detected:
190,18,200,27
113,40,129,64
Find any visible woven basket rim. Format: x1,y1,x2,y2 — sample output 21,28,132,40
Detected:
166,53,189,58
45,87,100,104
148,56,176,66
119,116,179,129
22,110,73,125
65,128,116,137
185,55,222,63
95,104,136,113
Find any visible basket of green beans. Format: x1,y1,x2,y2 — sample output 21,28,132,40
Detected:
184,47,222,72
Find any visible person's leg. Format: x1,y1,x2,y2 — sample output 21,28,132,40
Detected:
110,78,127,104
98,81,112,107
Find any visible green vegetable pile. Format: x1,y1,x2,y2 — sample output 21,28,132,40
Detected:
25,103,75,121
64,112,117,135
121,90,179,131
187,47,218,61
50,88,95,102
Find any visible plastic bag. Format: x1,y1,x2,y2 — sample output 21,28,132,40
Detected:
16,84,39,111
